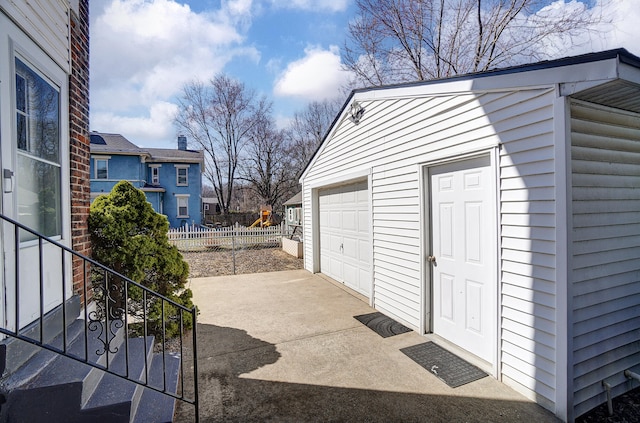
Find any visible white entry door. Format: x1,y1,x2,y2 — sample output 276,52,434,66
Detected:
319,181,370,297
429,156,496,364
0,15,70,332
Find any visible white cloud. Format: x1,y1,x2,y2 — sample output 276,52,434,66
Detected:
90,0,258,140
531,0,640,58
92,101,179,148
274,45,350,101
590,0,640,56
268,0,349,12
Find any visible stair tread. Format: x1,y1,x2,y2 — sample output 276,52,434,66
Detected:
84,336,154,410
3,319,89,389
23,321,129,389
133,351,181,423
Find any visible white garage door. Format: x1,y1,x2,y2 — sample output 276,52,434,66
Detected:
319,181,371,297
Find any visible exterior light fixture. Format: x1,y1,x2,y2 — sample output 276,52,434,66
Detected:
349,101,365,124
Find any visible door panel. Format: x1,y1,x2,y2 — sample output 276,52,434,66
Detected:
430,156,495,363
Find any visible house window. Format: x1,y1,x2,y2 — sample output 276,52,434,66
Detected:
177,195,189,218
95,158,108,179
176,166,188,186
15,57,62,241
203,203,210,211
151,166,160,184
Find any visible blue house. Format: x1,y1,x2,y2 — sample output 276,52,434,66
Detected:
90,132,204,227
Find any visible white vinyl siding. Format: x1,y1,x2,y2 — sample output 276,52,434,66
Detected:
0,0,70,72
498,90,558,407
302,84,559,374
570,100,640,418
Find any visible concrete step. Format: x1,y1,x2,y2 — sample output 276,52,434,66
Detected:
0,295,81,376
84,336,154,417
132,351,181,423
2,313,184,423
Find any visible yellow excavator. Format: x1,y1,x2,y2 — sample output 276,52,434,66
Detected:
249,206,273,228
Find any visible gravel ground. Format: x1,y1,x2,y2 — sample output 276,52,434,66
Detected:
182,247,304,278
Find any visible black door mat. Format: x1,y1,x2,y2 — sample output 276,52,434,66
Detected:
354,312,412,338
400,342,488,388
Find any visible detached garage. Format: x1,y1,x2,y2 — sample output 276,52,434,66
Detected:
300,49,640,422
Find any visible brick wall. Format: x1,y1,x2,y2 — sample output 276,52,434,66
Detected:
69,0,91,301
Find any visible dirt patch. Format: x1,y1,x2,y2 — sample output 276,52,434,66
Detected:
182,247,304,278
577,386,640,423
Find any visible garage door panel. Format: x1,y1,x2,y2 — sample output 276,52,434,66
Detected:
343,263,357,289
342,189,356,204
319,181,370,297
320,210,328,226
358,240,370,263
330,257,343,279
343,237,358,260
342,211,357,231
359,268,371,295
329,211,341,229
358,210,368,232
330,234,342,254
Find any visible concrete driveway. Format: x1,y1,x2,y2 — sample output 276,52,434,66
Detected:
175,270,558,422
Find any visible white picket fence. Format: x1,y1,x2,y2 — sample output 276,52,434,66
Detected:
167,223,285,252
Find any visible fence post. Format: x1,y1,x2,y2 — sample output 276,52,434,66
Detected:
231,225,236,275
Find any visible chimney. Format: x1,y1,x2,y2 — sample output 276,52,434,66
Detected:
178,135,187,151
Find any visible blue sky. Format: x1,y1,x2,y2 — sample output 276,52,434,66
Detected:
90,0,640,149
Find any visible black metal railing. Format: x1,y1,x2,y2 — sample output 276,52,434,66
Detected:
0,213,199,421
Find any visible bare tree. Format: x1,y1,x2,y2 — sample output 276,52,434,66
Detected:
343,0,610,85
286,99,343,179
175,74,268,215
239,101,298,211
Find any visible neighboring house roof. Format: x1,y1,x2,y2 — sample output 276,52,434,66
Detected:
141,183,166,193
202,197,218,204
90,132,204,165
283,192,302,206
300,48,640,180
145,148,204,164
90,132,141,155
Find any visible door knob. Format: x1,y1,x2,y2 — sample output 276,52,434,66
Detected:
427,255,436,262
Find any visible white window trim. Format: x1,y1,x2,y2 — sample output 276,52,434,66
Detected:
92,155,111,180
150,164,161,184
175,165,189,186
176,194,190,218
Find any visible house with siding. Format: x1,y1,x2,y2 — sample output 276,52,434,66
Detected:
300,48,640,422
90,132,204,228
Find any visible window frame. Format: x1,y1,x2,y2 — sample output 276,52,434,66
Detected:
13,54,66,242
95,158,108,179
176,195,189,218
175,165,189,186
151,166,160,184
